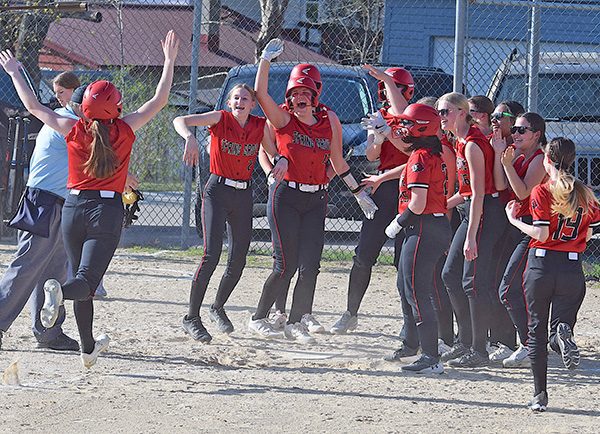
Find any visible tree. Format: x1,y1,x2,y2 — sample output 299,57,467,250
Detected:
255,0,289,62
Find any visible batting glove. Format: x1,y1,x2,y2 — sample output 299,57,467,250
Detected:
260,39,284,62
354,189,378,220
385,215,403,238
360,111,391,138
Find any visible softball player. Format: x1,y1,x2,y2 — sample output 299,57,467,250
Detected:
492,112,547,367
330,65,413,334
173,84,285,342
385,104,451,374
0,30,180,368
438,92,507,368
248,39,377,343
505,137,599,412
467,95,494,137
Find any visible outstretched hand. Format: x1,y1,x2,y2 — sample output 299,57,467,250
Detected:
362,64,388,82
0,50,22,76
162,30,180,63
261,38,284,62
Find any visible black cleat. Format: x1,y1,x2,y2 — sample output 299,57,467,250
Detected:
557,323,579,370
440,342,470,362
447,349,490,368
208,305,234,334
182,315,212,343
528,391,548,412
37,333,80,351
384,343,419,362
402,354,444,374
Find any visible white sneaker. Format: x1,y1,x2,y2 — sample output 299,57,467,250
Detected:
41,279,63,328
80,335,110,369
502,344,531,368
300,313,325,334
330,311,358,334
437,339,452,355
284,322,315,344
269,310,287,331
488,342,513,362
248,317,280,338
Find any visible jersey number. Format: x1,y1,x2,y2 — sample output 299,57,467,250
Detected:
552,207,583,242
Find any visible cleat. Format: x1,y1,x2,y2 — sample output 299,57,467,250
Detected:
502,345,531,368
248,317,280,338
40,279,63,328
528,391,548,412
440,342,469,362
438,339,452,356
38,333,80,352
402,354,444,374
488,342,513,362
269,310,287,331
80,335,110,369
384,343,419,362
208,305,234,334
300,313,325,334
447,349,490,368
284,322,315,344
330,311,358,335
557,323,579,370
182,315,212,343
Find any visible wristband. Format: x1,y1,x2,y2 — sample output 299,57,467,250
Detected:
396,208,419,227
340,169,361,194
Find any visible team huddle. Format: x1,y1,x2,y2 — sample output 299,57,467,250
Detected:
0,34,598,414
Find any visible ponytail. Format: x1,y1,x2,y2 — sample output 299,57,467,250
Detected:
83,120,118,179
549,171,598,219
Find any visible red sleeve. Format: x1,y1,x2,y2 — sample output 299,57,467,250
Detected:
530,184,551,227
590,204,600,229
208,110,226,136
406,151,430,189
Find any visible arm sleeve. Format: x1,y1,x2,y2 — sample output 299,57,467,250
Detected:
530,184,551,226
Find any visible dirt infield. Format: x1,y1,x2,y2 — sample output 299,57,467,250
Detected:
0,241,599,433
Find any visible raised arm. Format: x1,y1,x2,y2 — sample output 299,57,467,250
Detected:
363,64,408,115
0,50,76,136
124,30,180,132
254,39,290,129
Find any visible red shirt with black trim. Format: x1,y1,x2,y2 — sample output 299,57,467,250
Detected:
66,118,135,193
275,112,332,185
455,125,497,197
398,148,448,215
504,148,545,218
379,108,409,171
208,110,265,181
529,181,600,252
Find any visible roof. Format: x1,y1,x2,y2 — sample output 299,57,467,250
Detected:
42,5,332,69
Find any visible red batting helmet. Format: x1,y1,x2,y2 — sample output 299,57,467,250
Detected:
399,103,441,138
285,75,319,108
290,63,322,95
378,67,415,102
82,80,122,120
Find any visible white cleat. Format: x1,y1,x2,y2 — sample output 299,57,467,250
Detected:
502,345,531,368
284,322,315,344
80,335,110,369
300,313,325,334
40,279,63,328
248,317,281,338
330,311,358,334
488,342,513,362
269,310,288,331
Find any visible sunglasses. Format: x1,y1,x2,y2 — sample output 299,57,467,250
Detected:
469,109,485,114
491,111,515,121
510,126,536,135
438,108,451,117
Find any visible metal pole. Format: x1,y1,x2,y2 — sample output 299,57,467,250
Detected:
527,0,541,112
473,0,600,12
453,0,468,92
181,0,202,248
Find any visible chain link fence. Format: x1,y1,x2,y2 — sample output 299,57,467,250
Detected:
2,0,600,266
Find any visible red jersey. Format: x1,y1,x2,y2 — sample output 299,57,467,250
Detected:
379,108,409,171
66,118,135,193
455,126,497,197
529,182,600,252
504,149,545,218
441,134,455,156
208,111,265,181
398,148,448,215
275,112,332,185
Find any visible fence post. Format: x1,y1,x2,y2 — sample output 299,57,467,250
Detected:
181,0,203,249
527,0,541,112
453,0,468,92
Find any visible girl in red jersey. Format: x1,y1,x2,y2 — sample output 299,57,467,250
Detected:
437,92,508,368
173,84,286,342
385,104,451,373
248,39,377,343
506,137,600,412
467,95,494,137
492,113,547,367
330,64,412,334
0,31,179,368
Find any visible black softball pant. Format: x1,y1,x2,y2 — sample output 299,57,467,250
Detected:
442,195,507,354
254,182,327,324
61,191,123,354
524,249,586,395
399,215,451,358
188,175,253,318
498,224,531,347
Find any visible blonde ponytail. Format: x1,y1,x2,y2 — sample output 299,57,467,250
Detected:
84,120,117,179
